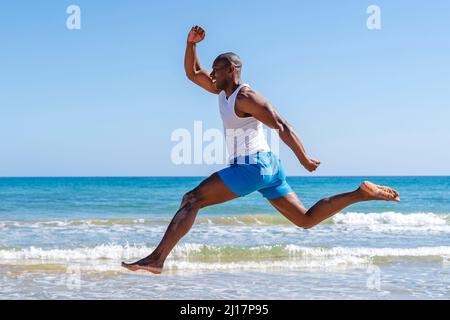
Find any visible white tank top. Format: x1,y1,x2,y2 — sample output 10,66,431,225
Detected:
218,83,270,161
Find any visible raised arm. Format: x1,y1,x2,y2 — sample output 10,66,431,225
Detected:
236,89,321,172
184,26,220,94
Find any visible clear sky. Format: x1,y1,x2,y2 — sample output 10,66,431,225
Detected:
1,0,449,176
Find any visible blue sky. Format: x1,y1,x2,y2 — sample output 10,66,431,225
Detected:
0,0,449,176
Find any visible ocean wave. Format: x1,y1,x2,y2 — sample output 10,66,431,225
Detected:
0,218,153,228
331,212,450,232
0,215,290,227
333,212,448,226
1,244,449,266
1,212,448,229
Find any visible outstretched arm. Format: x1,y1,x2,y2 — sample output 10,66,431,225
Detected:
184,26,220,94
236,89,321,172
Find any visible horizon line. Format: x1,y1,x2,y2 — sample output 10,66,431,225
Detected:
0,175,449,178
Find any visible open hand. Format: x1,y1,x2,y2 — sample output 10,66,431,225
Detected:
187,25,206,44
303,158,321,172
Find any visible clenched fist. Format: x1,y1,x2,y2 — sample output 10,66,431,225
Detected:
303,158,321,172
187,25,206,44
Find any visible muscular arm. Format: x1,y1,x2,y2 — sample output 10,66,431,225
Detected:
184,27,220,94
236,89,320,172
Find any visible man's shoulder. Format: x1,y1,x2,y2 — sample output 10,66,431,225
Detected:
239,85,255,95
236,86,265,106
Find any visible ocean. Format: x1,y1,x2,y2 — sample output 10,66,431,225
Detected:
0,176,449,299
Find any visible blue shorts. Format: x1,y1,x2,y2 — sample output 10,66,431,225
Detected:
217,152,293,200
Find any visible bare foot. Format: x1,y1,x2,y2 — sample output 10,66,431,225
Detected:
360,180,400,202
121,259,163,274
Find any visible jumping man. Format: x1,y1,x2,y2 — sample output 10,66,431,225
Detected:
122,26,400,274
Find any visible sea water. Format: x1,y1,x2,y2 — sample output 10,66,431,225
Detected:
0,176,449,299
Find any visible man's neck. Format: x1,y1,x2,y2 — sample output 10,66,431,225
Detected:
224,79,243,98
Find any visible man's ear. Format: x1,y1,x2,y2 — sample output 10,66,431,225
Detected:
228,64,235,74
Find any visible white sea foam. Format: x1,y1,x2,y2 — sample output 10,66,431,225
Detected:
333,212,447,226
1,212,448,227
0,244,149,261
1,244,449,273
1,213,449,240
331,212,450,232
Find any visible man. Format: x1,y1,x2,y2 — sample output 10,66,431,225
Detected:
122,26,400,274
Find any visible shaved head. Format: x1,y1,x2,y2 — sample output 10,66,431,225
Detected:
215,52,242,69
210,52,243,90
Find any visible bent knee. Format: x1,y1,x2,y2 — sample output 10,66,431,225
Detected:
288,218,314,230
182,189,205,208
301,223,314,230
297,217,314,229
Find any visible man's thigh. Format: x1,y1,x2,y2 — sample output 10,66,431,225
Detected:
268,192,308,225
191,172,240,207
